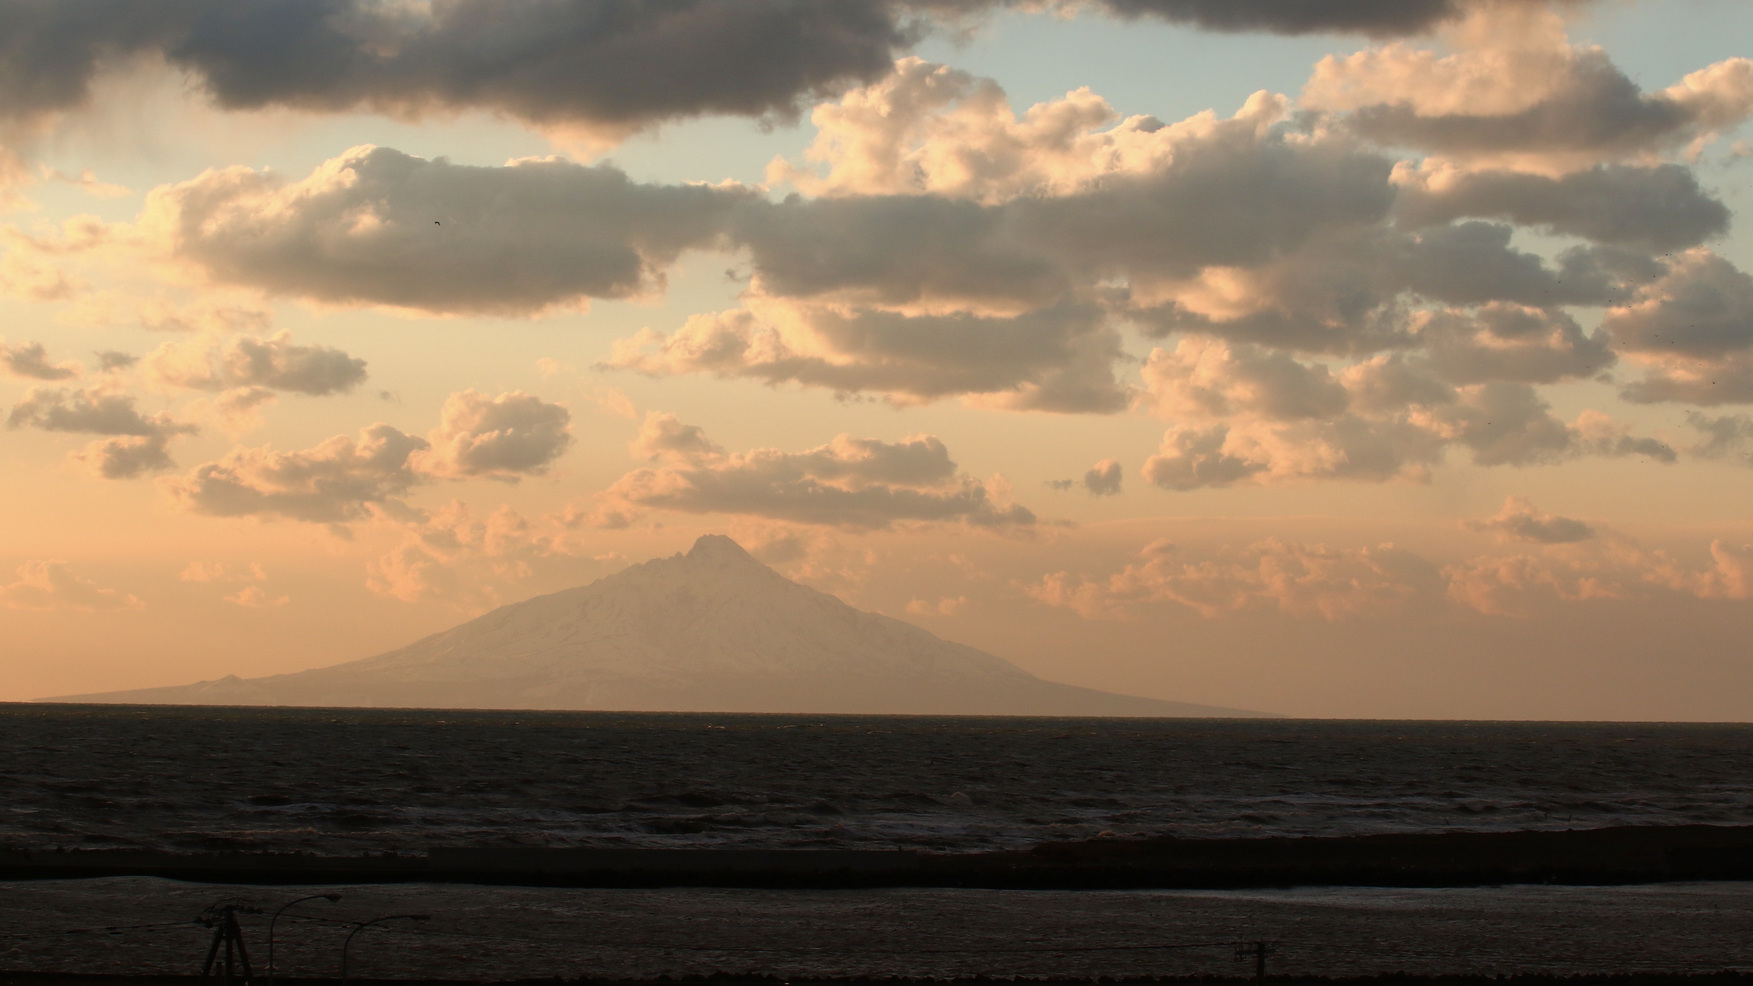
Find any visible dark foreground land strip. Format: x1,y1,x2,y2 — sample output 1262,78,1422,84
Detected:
5,977,1753,986
6,824,1753,889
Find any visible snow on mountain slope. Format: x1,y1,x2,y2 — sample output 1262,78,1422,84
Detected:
48,536,1267,716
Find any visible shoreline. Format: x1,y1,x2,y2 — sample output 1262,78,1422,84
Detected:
5,824,1753,889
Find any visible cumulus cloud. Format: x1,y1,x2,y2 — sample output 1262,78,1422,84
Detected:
140,146,755,315
1393,162,1730,252
95,351,138,373
1446,537,1753,617
600,412,1035,530
1413,383,1594,467
1303,9,1753,168
1465,495,1594,543
8,384,186,437
163,423,429,525
608,300,1129,412
197,385,279,436
1141,337,1348,421
72,434,180,480
619,71,1621,407
146,331,367,396
1028,536,1444,620
413,390,573,481
132,58,1698,426
1418,303,1613,385
161,389,572,524
1030,524,1753,623
179,560,267,584
770,58,1289,204
1124,218,1644,357
1142,415,1445,489
0,340,80,380
366,499,593,604
628,411,726,462
0,560,142,611
1083,459,1123,495
1607,251,1753,406
7,384,197,478
733,87,1401,322
177,562,286,608
1136,344,1672,489
1687,412,1753,463
225,585,289,608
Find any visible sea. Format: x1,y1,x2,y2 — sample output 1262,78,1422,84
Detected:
5,705,1753,854
4,704,1753,979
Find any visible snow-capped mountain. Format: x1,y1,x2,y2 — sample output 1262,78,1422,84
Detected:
51,535,1263,716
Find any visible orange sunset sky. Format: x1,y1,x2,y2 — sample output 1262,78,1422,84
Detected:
3,0,1753,719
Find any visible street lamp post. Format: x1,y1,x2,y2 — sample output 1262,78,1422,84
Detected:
267,893,342,986
340,914,429,986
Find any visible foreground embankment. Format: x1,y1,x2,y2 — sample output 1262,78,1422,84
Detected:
3,968,1753,975
5,824,1753,888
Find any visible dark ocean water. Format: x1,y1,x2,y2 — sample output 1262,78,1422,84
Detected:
4,704,1752,855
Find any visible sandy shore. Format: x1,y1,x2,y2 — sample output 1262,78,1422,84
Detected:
3,879,1752,981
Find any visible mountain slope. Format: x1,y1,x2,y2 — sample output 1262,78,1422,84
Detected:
48,535,1268,717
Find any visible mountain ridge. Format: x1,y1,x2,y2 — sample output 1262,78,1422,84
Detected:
45,535,1270,717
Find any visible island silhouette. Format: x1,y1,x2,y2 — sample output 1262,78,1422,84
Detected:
49,535,1265,716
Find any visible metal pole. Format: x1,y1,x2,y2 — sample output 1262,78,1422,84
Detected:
340,914,429,986
267,893,342,986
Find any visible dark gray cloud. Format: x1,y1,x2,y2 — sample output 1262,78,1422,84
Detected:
1090,0,1546,36
1607,252,1753,407
1396,164,1731,252
740,134,1397,306
0,0,1587,134
1607,252,1753,360
0,0,910,132
734,193,1068,310
1395,222,1629,309
146,145,756,315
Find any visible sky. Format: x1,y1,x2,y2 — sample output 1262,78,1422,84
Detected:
3,0,1753,720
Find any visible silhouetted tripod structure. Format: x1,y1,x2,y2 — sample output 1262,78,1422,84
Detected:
1234,941,1274,984
199,903,261,986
